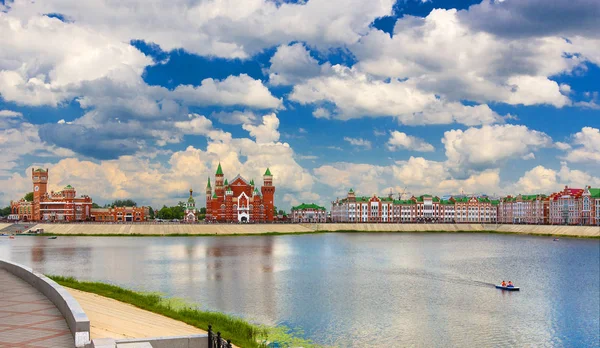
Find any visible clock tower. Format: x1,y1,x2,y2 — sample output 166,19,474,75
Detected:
32,168,48,221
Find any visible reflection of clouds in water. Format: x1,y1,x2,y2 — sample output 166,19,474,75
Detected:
2,235,598,347
0,238,12,261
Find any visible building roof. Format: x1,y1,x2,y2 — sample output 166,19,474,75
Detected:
212,192,217,199
250,179,254,185
64,185,73,189
216,163,223,175
224,179,228,186
291,203,326,211
264,168,272,176
34,168,47,172
349,188,354,193
206,177,211,189
588,188,600,198
393,200,415,205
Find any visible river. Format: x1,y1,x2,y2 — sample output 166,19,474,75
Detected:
1,232,598,347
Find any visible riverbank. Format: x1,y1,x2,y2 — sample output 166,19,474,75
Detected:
31,223,600,238
50,276,318,348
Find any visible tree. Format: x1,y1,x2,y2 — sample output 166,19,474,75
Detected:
111,199,137,207
278,209,285,216
0,206,11,217
171,205,185,219
92,203,101,208
158,206,173,220
24,192,33,202
148,207,155,219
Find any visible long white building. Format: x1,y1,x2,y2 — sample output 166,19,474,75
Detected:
331,189,498,223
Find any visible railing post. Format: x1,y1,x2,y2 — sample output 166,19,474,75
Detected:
217,332,222,348
208,325,213,348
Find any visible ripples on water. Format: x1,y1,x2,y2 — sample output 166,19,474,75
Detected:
1,233,598,347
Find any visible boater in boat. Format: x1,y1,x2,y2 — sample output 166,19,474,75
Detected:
496,280,520,291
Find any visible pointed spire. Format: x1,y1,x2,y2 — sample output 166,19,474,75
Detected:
206,177,211,189
216,163,223,175
212,192,217,199
250,179,254,186
189,188,193,197
264,168,272,176
224,178,228,186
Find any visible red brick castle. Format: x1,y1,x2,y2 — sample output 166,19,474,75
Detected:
205,164,275,223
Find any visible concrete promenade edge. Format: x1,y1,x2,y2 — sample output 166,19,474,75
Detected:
0,259,91,347
29,222,600,237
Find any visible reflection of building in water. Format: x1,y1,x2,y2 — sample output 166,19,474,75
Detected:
204,238,277,320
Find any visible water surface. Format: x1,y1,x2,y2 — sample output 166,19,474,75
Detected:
1,233,598,347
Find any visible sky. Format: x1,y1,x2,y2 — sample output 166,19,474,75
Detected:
0,0,599,210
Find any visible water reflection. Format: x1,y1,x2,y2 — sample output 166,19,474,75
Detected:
0,233,598,347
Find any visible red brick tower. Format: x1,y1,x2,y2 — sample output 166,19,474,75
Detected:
215,163,224,198
31,168,48,221
261,168,275,222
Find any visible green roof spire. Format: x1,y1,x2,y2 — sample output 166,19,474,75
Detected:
264,168,272,176
216,163,223,175
250,179,254,185
349,188,354,193
212,192,217,199
206,177,211,189
224,178,228,186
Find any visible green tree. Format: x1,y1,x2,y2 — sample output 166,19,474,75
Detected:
92,203,101,208
0,206,11,217
111,199,137,207
199,207,206,214
278,209,285,216
171,205,185,219
148,207,155,219
24,192,34,202
158,206,173,220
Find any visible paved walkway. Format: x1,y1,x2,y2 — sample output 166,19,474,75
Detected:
0,269,73,348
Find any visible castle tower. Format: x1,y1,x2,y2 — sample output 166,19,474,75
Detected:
32,168,49,221
261,168,275,222
348,188,356,202
215,163,224,197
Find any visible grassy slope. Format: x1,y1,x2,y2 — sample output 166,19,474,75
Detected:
49,276,319,348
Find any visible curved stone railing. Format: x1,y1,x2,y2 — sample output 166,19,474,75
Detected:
0,259,91,347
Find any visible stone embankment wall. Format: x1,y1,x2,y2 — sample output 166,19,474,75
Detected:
0,223,12,231
305,223,600,237
29,223,600,237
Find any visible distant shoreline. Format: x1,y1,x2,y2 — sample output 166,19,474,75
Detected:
7,222,598,238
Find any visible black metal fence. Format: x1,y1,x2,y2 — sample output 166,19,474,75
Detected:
208,325,233,348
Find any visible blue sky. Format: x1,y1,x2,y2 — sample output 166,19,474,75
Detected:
0,0,599,210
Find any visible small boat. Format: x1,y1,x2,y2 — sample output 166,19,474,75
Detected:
553,238,559,241
48,236,57,240
496,285,520,291
9,236,15,239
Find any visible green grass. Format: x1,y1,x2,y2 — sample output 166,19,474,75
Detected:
48,276,322,348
